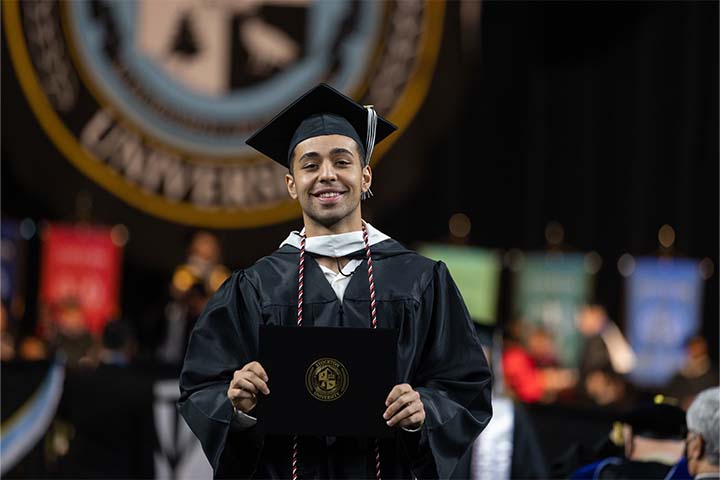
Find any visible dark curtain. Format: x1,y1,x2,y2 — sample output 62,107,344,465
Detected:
381,1,718,359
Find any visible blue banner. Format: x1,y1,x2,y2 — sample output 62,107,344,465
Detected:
626,257,703,387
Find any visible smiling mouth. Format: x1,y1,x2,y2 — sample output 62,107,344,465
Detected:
314,191,344,199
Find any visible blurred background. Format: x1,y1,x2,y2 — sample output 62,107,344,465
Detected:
1,0,718,478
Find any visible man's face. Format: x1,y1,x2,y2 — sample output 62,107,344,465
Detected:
285,134,371,232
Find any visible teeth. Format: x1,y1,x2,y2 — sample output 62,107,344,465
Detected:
319,192,340,198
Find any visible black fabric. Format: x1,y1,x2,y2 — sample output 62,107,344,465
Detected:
56,364,156,478
178,239,492,479
621,403,686,440
245,83,396,167
510,402,549,479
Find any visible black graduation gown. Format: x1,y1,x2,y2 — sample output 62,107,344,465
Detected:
178,239,493,479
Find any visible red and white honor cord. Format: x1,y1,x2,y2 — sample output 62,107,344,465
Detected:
292,223,382,480
363,224,382,480
292,234,305,480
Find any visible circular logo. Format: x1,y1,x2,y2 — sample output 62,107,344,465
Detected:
4,0,444,228
305,358,349,402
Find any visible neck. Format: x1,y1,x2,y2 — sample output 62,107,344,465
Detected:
696,461,720,476
302,211,363,237
629,437,685,465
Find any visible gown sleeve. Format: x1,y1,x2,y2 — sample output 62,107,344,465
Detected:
178,271,264,477
411,262,493,479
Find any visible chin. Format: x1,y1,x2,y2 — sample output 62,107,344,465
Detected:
305,207,351,228
314,213,347,228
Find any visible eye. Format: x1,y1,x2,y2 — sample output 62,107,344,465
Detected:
302,162,318,170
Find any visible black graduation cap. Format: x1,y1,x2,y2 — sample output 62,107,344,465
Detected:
246,84,397,169
621,402,687,440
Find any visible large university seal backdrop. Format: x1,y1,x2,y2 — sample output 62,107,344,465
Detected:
4,0,444,228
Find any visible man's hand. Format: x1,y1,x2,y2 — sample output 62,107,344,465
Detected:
227,361,269,414
383,383,425,429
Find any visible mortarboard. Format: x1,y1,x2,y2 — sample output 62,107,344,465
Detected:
246,84,397,171
621,402,687,440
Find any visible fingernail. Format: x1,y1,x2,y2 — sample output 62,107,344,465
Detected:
383,413,388,419
386,420,392,426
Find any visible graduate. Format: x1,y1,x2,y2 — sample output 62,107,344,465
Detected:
178,84,492,479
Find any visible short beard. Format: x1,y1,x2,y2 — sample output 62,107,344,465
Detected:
303,197,361,230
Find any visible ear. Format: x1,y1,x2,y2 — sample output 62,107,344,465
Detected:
688,435,705,460
622,425,634,459
361,164,372,194
285,173,297,200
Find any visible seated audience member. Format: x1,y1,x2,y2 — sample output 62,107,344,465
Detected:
685,387,720,480
668,338,719,410
472,323,549,479
571,401,687,479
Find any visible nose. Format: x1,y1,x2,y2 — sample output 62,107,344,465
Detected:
318,160,337,182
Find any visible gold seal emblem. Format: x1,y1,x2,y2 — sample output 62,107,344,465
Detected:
305,358,349,402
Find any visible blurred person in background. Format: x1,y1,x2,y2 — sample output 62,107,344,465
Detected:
577,304,636,407
17,334,50,361
174,231,230,295
98,319,137,366
1,301,17,360
2,300,50,361
52,297,94,366
472,323,549,479
502,318,576,403
668,337,719,410
144,231,229,365
527,325,560,368
685,387,720,480
572,401,687,479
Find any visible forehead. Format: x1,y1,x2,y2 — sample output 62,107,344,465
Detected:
293,134,359,157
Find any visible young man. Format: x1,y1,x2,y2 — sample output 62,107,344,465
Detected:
179,84,492,479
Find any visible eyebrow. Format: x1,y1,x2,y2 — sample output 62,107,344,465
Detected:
298,151,321,162
298,147,356,162
330,147,355,157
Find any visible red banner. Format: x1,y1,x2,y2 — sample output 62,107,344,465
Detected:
39,224,122,336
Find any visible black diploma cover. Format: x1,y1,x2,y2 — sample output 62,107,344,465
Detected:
257,325,398,438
